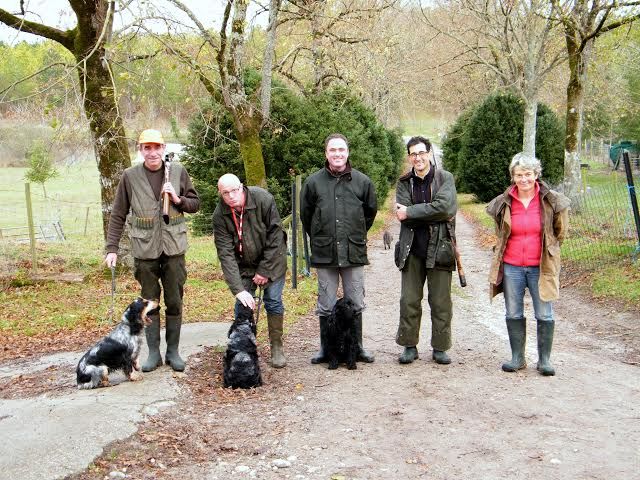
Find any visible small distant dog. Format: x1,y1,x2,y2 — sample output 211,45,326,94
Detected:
223,304,262,389
326,297,359,370
383,230,392,250
76,297,157,389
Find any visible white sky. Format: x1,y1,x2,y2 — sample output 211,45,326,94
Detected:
0,0,267,44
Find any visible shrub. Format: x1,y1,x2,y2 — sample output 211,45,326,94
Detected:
441,106,476,192
458,92,564,202
183,75,404,235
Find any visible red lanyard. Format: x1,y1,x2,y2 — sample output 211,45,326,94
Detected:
231,206,244,253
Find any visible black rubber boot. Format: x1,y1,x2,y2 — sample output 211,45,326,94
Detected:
355,313,375,363
141,313,163,372
311,316,329,364
399,346,419,364
267,313,287,368
165,315,185,372
537,320,556,376
502,318,527,372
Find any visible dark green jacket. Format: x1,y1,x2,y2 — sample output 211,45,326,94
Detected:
212,186,287,295
394,165,458,271
301,164,378,268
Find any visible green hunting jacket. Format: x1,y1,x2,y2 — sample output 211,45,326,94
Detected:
300,163,378,268
394,164,458,271
212,186,287,296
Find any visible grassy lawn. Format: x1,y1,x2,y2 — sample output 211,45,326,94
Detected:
0,160,104,237
0,234,317,339
399,113,449,141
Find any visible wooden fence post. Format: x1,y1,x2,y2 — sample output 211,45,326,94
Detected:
25,183,37,273
84,206,90,236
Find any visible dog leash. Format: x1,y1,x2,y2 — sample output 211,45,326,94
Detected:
109,265,116,322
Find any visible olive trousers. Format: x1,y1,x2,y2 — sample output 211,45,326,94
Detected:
396,254,453,351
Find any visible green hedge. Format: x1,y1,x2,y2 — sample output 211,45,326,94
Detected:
444,92,564,202
182,72,404,234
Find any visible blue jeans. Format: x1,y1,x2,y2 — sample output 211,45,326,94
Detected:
503,263,554,322
234,274,286,316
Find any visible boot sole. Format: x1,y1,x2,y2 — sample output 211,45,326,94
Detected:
399,354,419,364
141,359,163,372
502,362,527,372
537,365,555,376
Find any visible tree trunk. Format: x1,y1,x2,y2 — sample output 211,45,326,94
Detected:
235,115,268,188
523,97,538,158
563,31,587,201
76,53,130,238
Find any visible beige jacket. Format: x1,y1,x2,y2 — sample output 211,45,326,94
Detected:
486,181,570,302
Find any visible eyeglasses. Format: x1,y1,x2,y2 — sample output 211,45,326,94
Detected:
408,151,429,160
220,185,243,198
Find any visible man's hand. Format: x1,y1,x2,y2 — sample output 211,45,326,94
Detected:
162,182,181,205
105,252,118,268
395,203,408,221
252,273,268,286
235,290,255,309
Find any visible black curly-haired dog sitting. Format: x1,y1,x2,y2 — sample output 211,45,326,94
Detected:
223,304,263,389
325,297,359,370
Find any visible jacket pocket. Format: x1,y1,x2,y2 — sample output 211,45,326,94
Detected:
163,221,188,256
394,240,402,269
347,236,367,264
130,226,154,255
434,237,456,269
311,235,334,264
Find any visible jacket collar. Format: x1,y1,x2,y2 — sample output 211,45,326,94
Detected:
399,159,437,181
325,161,352,178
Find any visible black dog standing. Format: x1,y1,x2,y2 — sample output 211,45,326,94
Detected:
76,297,158,389
223,304,263,389
325,297,359,370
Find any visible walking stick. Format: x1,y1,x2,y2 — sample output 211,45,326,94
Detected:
162,153,172,225
108,265,116,321
446,221,467,287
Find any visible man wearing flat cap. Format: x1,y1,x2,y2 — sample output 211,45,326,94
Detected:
105,129,200,372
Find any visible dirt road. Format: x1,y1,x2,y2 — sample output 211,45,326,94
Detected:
4,213,638,480
138,213,638,480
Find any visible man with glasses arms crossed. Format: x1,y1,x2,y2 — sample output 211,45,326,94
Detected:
394,136,458,365
213,173,288,368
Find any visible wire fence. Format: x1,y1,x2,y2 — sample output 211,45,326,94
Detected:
565,179,640,270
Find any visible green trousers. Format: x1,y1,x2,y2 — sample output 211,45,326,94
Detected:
134,253,187,316
396,254,453,351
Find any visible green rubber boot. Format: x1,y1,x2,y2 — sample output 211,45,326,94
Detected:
399,346,419,364
502,318,527,372
142,313,163,372
537,320,556,376
165,315,185,372
267,313,287,368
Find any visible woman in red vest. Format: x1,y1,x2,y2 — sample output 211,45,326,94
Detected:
486,153,570,376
